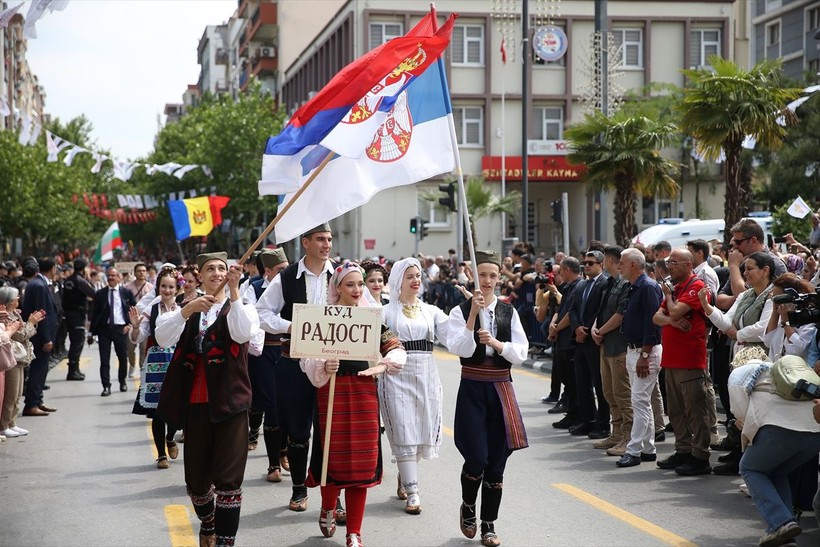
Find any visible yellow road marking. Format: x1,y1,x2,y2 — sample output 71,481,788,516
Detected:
552,483,697,547
164,504,197,547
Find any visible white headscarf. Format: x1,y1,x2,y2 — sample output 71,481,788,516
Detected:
388,257,422,302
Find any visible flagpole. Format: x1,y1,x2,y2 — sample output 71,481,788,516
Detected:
500,52,507,241
209,149,336,296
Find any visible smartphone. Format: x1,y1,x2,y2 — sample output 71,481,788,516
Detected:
767,234,775,248
773,236,787,244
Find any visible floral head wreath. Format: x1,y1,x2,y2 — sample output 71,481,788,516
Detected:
327,262,367,305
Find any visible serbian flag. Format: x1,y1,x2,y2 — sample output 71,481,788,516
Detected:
92,222,123,263
260,13,458,243
167,196,230,240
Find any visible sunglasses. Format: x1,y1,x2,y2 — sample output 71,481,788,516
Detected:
665,260,690,266
731,237,752,245
583,261,599,266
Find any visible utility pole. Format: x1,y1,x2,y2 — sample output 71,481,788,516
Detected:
521,0,529,244
593,0,607,242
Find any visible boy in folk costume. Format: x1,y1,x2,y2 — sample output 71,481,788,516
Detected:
156,252,260,547
446,250,529,547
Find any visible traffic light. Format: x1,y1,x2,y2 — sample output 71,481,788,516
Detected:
438,182,457,212
410,217,419,234
419,217,429,240
551,199,563,223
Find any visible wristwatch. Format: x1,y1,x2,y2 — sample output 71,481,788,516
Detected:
780,321,791,328
640,351,650,359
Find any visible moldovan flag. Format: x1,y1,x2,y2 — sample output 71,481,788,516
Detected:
787,195,812,219
93,222,123,263
167,196,230,240
259,12,457,243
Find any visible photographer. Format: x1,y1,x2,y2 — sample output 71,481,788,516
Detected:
762,274,817,363
535,262,561,402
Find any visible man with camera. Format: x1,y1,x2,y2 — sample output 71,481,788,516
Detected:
548,257,582,427
535,261,561,403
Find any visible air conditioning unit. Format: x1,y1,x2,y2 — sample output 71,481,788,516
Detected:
260,47,275,58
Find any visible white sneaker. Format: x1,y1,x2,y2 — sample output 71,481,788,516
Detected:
129,367,138,379
2,428,21,438
11,426,28,435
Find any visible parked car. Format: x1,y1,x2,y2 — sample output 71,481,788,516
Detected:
631,217,773,249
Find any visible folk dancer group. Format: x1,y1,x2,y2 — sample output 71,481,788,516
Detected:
151,223,529,547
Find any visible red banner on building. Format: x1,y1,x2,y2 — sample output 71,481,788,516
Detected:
481,155,584,182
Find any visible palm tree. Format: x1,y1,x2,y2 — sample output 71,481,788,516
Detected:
677,56,801,244
565,109,680,247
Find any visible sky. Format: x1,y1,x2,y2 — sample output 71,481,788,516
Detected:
23,0,236,161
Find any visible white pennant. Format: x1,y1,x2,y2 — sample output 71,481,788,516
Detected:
201,165,213,178
0,94,11,116
28,122,42,146
173,164,199,179
117,194,128,207
18,115,31,145
157,162,182,175
23,0,70,39
787,196,812,219
0,3,23,28
63,146,87,167
144,164,159,175
113,161,139,182
91,153,108,174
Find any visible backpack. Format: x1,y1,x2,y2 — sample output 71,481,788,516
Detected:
770,355,820,401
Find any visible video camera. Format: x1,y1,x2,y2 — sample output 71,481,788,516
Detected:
771,288,820,327
792,378,820,400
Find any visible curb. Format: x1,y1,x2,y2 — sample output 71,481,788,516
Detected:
520,356,553,374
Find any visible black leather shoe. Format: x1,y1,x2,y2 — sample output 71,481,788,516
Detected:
66,370,85,381
712,461,739,476
101,386,112,397
541,395,559,404
657,452,690,470
119,383,128,393
569,423,594,436
664,422,674,432
655,431,666,442
43,384,50,390
710,436,736,451
640,453,657,462
616,454,641,468
552,416,574,429
547,402,568,414
676,456,712,476
588,429,610,440
718,452,735,463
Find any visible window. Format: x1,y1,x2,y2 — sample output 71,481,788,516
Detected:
532,106,564,140
417,195,450,226
452,24,484,65
369,22,403,50
612,28,643,68
690,29,721,69
453,106,483,146
808,7,820,31
641,195,674,226
765,21,781,59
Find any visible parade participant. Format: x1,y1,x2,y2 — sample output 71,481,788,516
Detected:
379,257,450,514
242,248,290,482
61,258,96,381
446,250,528,547
256,223,341,515
128,268,180,469
361,260,388,305
301,262,406,547
155,252,259,547
90,267,137,396
179,265,203,306
124,263,154,379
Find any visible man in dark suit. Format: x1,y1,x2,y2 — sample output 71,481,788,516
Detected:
568,250,610,437
21,257,59,416
91,267,136,396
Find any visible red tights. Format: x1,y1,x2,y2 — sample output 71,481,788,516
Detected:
321,485,367,535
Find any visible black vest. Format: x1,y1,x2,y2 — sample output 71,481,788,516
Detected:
279,261,333,320
458,298,513,368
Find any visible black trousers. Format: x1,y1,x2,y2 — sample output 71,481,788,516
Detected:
454,379,513,482
274,356,315,440
65,311,86,365
248,346,281,428
98,324,128,387
554,347,577,421
574,341,609,429
23,344,51,409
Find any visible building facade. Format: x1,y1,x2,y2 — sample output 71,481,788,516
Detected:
277,0,742,259
750,0,820,81
1,8,46,132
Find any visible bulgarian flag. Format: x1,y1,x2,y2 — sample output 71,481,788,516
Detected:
93,221,123,263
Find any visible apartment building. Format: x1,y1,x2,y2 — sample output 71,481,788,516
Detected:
751,0,820,80
1,7,46,132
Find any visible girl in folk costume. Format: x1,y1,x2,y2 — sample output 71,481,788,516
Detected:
379,257,451,514
300,262,406,547
446,250,529,547
155,252,260,547
361,260,389,306
129,268,180,469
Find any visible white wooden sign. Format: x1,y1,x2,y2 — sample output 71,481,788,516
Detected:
289,304,382,360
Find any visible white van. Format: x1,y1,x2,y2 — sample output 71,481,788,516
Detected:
631,217,773,250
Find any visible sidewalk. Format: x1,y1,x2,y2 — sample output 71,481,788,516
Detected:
520,351,553,375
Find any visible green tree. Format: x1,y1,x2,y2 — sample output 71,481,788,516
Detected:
565,109,680,247
678,56,802,244
0,115,108,255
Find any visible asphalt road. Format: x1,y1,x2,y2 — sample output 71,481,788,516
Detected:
1,345,818,547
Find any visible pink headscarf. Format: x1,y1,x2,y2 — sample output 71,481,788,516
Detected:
326,262,370,307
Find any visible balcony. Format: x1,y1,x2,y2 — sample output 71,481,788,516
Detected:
237,0,249,18
248,2,277,42
239,28,248,57
215,79,229,94
215,48,229,65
